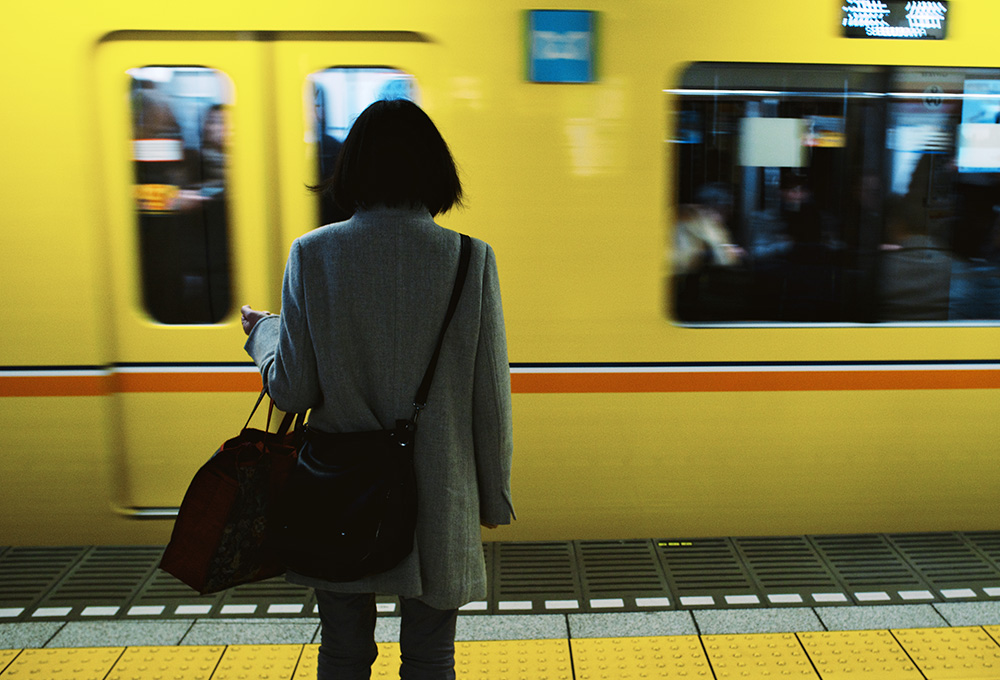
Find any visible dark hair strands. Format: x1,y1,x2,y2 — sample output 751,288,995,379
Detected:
309,99,463,218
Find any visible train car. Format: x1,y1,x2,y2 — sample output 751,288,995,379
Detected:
2,0,1000,547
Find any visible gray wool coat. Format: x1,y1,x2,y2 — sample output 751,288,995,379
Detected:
244,206,514,610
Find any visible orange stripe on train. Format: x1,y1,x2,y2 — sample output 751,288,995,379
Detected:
111,372,262,393
0,372,261,397
0,375,110,397
509,369,1000,393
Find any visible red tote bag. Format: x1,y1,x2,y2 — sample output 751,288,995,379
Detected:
160,391,300,594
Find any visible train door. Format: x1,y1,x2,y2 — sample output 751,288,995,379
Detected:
95,34,437,517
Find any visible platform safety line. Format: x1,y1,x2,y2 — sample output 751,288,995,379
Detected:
5,362,1000,396
0,642,573,680
9,631,1000,679
0,634,936,680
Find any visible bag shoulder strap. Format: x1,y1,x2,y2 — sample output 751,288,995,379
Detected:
411,234,472,422
244,388,299,436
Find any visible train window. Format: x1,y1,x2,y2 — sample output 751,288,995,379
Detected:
671,63,1000,325
129,66,233,324
308,68,419,226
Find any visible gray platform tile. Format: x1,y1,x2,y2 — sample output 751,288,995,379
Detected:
375,617,401,643
568,611,697,639
933,602,1000,627
308,618,400,644
815,605,947,631
313,616,549,644
694,608,824,635
180,618,320,646
46,621,194,648
0,622,65,649
456,615,567,641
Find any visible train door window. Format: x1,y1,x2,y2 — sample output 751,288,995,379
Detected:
129,66,233,324
670,63,1000,325
308,68,419,226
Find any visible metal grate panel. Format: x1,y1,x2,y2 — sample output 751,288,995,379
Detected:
963,532,1000,576
656,538,757,606
6,533,1000,620
128,564,224,616
219,577,313,617
36,546,163,619
576,540,670,609
0,546,88,619
494,542,581,611
811,534,927,603
734,536,841,605
887,533,1000,592
480,541,495,614
577,540,666,593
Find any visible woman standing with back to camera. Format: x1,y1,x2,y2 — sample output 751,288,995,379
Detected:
240,99,515,680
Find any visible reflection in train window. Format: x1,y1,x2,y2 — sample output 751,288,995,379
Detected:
129,66,233,324
309,68,418,226
670,63,1000,325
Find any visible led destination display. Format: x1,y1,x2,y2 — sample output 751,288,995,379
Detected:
842,0,948,39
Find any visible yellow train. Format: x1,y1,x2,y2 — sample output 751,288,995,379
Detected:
3,0,1000,547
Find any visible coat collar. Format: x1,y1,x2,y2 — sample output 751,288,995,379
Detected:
349,205,435,227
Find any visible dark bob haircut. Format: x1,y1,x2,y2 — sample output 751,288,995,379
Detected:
315,99,463,217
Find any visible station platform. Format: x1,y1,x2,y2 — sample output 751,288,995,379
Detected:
5,533,1000,677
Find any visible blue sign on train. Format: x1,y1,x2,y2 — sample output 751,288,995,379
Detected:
527,10,597,83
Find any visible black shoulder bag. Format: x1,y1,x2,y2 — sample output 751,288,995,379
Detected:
274,234,472,582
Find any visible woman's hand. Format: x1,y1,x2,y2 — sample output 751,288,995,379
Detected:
241,305,272,336
480,520,499,530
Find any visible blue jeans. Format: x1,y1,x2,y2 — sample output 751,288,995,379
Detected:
315,590,458,680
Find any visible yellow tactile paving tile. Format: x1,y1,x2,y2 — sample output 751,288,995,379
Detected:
291,644,318,680
105,645,226,680
292,640,570,679
455,640,572,679
373,643,402,678
12,629,1000,680
0,647,124,680
572,635,712,679
0,651,20,675
212,644,304,679
799,630,923,678
702,632,820,679
893,626,1000,679
292,643,402,679
983,626,1000,647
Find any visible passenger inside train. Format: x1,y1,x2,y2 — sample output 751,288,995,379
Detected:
671,63,1000,325
130,68,232,325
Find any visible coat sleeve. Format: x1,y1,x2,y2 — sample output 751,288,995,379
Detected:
244,239,321,414
472,243,515,524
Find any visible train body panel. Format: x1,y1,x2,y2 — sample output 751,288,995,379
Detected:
2,0,1000,545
